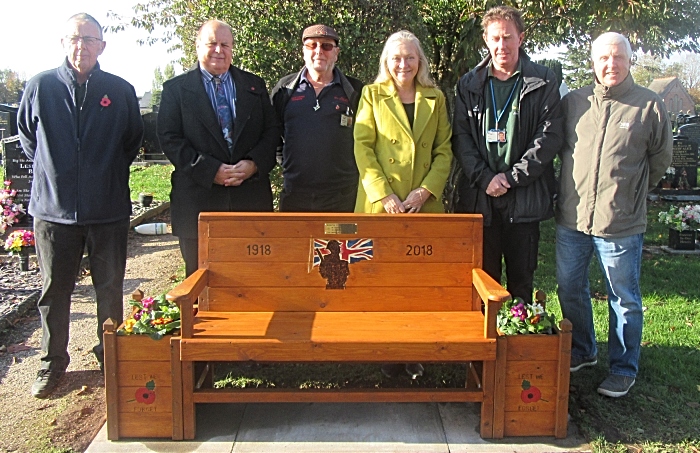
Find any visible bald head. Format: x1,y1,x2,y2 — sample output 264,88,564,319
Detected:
196,20,234,75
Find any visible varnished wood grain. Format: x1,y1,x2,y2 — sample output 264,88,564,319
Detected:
208,262,472,287
504,334,560,362
116,335,172,361
118,412,174,438
503,411,556,437
207,237,475,263
103,321,120,441
207,286,473,312
192,388,484,403
505,361,558,388
202,213,482,239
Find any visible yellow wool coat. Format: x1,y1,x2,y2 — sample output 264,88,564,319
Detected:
353,81,453,213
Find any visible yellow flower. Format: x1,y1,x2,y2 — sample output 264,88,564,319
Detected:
124,318,136,333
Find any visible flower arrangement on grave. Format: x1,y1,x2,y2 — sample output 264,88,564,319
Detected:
660,167,675,187
4,229,35,254
497,297,557,335
117,292,180,339
0,180,26,234
658,204,700,231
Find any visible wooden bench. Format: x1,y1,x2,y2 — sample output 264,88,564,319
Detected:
166,212,511,440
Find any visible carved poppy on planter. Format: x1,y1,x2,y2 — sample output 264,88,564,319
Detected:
520,379,547,403
133,379,156,404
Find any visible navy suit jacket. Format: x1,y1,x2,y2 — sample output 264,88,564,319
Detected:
158,64,281,238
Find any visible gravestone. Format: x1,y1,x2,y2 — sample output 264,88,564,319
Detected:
0,105,18,138
0,112,9,140
1,136,33,228
679,124,700,163
670,136,698,190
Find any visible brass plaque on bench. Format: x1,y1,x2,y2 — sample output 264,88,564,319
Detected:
324,223,358,234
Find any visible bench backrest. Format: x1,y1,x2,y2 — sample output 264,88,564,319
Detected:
197,213,483,313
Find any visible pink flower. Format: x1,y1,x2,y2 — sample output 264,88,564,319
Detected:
100,95,111,107
141,297,155,311
511,303,527,321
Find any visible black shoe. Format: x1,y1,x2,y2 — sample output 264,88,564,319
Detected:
381,364,404,378
31,369,65,399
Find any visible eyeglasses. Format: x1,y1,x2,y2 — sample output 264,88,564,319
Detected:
303,42,337,51
65,35,102,46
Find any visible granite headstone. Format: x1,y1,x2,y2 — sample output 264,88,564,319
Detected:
679,124,700,163
670,136,698,189
1,136,33,227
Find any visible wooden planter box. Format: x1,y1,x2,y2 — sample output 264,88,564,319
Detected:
103,319,181,440
493,319,572,438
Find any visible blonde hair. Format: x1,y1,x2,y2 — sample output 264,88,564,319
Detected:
375,30,436,88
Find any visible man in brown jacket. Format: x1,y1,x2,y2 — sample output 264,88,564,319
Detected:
556,32,672,398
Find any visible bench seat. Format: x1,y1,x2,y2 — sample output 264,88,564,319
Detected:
182,311,496,362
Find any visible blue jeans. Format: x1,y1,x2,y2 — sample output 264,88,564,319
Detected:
556,225,643,378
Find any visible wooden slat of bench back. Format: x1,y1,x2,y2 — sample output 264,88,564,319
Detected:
197,213,483,312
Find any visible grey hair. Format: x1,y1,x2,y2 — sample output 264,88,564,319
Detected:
591,32,633,60
375,30,436,88
67,13,103,40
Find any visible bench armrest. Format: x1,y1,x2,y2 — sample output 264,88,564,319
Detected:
472,268,511,339
167,268,208,338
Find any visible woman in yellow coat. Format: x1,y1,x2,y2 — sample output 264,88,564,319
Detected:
354,30,452,214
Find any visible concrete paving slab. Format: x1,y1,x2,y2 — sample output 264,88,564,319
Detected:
232,403,449,453
85,403,241,453
438,403,590,452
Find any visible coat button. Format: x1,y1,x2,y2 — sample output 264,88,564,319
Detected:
388,177,394,183
422,142,428,148
424,162,429,168
391,139,397,144
389,158,395,163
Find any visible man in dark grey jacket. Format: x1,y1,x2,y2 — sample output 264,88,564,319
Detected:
556,32,672,398
452,6,563,304
18,13,143,398
271,24,363,212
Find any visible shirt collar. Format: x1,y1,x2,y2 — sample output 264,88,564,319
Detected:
487,60,522,81
200,66,231,84
300,67,340,86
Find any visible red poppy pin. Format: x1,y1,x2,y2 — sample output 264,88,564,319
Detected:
100,95,111,108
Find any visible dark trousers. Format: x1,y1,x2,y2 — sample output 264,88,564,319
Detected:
179,237,199,278
482,206,540,305
279,184,357,213
34,217,129,370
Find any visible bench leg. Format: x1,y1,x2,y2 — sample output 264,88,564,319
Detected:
171,338,184,440
182,360,196,440
480,360,496,439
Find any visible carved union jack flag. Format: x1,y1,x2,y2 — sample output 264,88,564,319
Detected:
312,238,374,267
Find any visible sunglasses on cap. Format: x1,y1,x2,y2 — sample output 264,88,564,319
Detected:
303,42,338,51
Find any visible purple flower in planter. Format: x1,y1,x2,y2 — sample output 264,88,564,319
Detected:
511,302,527,321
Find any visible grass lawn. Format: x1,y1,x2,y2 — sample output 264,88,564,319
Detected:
128,164,173,201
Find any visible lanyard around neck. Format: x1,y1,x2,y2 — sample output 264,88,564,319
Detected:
490,76,519,128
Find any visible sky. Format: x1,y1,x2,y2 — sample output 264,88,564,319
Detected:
1,0,183,97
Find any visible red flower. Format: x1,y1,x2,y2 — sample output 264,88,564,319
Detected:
100,95,111,107
134,388,156,404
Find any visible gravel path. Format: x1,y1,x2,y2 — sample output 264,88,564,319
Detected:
0,209,181,452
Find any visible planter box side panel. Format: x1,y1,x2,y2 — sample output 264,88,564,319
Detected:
108,335,176,439
497,329,571,438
